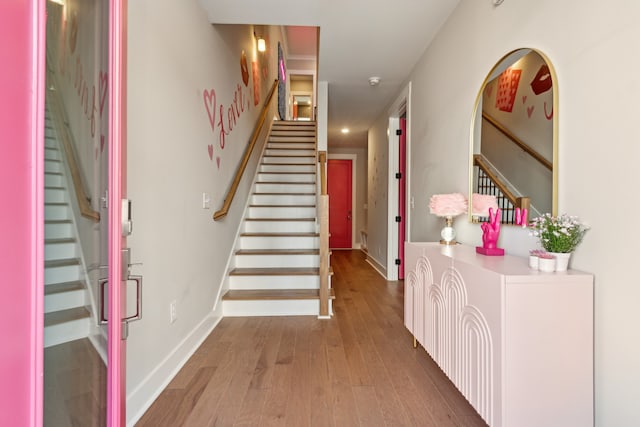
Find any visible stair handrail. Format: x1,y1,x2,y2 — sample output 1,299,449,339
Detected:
317,151,329,317
45,70,101,222
474,154,530,210
214,79,279,220
482,111,553,171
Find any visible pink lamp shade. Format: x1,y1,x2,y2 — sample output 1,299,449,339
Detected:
429,193,468,217
471,193,498,217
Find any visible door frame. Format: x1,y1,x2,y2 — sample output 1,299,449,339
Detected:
386,83,412,281
327,154,357,249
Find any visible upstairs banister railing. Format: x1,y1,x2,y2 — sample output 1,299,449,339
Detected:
214,79,278,221
474,154,530,224
482,112,553,171
317,150,329,317
46,70,101,222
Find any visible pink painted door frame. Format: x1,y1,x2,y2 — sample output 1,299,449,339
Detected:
398,118,407,279
0,0,128,425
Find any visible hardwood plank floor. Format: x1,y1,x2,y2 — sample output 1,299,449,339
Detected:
137,250,487,426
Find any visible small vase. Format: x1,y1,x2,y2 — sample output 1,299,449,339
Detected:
538,256,555,272
528,255,539,269
549,252,572,271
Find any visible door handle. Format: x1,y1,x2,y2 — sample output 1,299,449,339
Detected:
98,275,143,325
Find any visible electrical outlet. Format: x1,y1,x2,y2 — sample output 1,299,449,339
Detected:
170,300,177,324
202,192,211,209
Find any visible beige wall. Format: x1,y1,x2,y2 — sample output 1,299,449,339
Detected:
368,0,640,425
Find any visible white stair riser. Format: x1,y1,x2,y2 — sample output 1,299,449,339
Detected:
223,299,321,317
260,164,315,173
257,173,315,183
45,222,73,239
265,149,315,157
228,275,319,290
45,172,64,187
248,206,315,218
269,136,315,142
44,317,90,348
262,156,315,164
45,204,71,220
45,127,57,139
45,264,81,284
239,235,319,250
267,142,315,150
44,160,63,173
234,254,319,268
255,183,315,193
244,220,316,233
251,194,316,205
45,138,57,149
45,187,67,203
44,289,86,313
45,240,77,260
45,147,61,161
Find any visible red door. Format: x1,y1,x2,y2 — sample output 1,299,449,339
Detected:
398,118,407,279
327,159,352,248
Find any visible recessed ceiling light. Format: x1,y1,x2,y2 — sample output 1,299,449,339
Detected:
368,76,381,86
341,128,350,134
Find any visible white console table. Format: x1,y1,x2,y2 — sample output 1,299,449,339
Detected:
404,243,593,427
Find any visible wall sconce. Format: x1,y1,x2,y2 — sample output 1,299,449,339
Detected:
257,37,266,52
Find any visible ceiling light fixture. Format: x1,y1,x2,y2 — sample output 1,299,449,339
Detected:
341,128,350,134
368,76,381,86
492,0,504,5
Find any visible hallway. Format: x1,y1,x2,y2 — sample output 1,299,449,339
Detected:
136,250,487,426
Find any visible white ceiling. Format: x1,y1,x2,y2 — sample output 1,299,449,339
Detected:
199,0,461,146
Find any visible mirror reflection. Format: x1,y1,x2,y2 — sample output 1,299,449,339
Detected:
470,48,557,224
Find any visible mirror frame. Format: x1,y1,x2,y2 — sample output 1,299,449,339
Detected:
468,47,559,224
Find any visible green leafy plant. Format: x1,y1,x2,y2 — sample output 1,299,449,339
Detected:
529,213,589,253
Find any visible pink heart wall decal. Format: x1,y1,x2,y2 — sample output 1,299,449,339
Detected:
207,144,214,160
203,89,217,132
100,135,105,153
216,157,221,169
527,105,535,118
522,95,527,104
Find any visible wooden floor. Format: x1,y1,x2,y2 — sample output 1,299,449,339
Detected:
44,338,107,427
137,250,487,426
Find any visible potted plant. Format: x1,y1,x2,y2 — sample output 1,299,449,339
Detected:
529,213,589,271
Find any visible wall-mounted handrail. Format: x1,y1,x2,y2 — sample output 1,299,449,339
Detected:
46,71,100,222
318,151,327,195
214,79,278,221
482,112,553,171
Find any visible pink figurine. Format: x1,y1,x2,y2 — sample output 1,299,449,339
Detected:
515,207,528,227
476,207,505,256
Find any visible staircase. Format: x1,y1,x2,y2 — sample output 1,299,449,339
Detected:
222,121,334,317
44,102,91,347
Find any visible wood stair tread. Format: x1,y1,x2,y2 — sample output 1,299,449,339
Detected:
255,181,315,185
44,306,90,327
235,249,319,256
45,258,80,268
229,267,319,276
244,217,314,222
240,232,319,237
259,171,315,175
45,238,76,244
249,204,315,208
261,162,315,166
45,280,85,295
45,219,72,224
223,288,335,301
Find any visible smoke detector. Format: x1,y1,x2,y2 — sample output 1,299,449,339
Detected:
368,76,381,86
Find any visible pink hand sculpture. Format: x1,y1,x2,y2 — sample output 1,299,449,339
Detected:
477,207,505,256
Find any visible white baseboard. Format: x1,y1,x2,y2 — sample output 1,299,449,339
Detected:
365,255,387,279
126,311,223,427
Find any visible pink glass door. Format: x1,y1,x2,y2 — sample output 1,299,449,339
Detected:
0,0,128,425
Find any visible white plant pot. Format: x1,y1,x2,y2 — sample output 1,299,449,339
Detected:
549,252,572,271
538,257,555,272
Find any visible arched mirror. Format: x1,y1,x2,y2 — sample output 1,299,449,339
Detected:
469,48,558,224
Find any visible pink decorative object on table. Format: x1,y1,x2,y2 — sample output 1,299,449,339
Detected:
429,193,468,245
476,207,505,256
515,207,528,227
